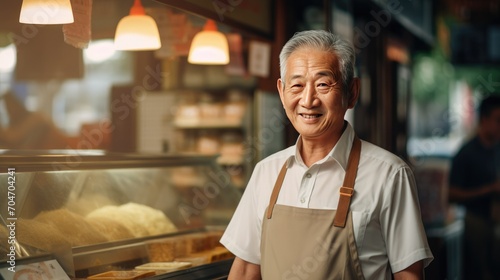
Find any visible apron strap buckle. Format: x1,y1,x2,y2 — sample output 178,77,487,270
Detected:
334,187,355,228
339,187,354,197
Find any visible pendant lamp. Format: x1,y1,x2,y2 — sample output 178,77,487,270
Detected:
19,0,74,24
188,19,229,65
114,0,161,51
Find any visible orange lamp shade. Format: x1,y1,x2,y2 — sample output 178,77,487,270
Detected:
114,0,161,51
19,0,74,24
188,20,229,65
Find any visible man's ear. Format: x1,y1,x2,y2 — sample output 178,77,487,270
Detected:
347,77,360,109
277,78,285,104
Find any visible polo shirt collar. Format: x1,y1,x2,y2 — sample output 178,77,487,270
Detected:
286,121,356,171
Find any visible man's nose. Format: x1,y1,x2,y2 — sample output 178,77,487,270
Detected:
300,84,317,108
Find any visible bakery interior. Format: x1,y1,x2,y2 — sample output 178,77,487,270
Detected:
0,0,499,279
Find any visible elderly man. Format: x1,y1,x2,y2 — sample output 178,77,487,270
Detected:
221,30,433,279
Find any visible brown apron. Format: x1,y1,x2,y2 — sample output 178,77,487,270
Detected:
260,137,365,280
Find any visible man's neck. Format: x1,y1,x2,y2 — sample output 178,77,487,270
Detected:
299,122,347,167
299,140,336,167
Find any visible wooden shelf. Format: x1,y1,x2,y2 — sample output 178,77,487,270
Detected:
174,119,242,129
216,156,244,166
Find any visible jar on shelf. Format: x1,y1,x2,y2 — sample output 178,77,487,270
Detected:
177,104,200,121
196,131,220,155
176,94,200,123
219,132,244,165
198,92,222,121
223,89,247,123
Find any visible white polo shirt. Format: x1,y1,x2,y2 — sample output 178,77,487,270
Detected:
220,123,433,279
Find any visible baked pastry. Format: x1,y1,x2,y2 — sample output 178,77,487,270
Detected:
86,216,135,241
86,203,177,238
35,208,108,246
17,218,71,251
146,238,176,262
118,203,177,236
86,205,149,238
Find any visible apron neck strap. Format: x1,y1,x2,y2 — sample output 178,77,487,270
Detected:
333,136,361,228
266,136,362,223
266,163,287,219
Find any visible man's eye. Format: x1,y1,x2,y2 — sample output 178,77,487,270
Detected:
317,83,332,90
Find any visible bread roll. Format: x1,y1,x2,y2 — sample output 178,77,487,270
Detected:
118,203,177,236
86,216,135,241
86,203,177,238
86,205,149,238
17,218,71,251
35,208,108,246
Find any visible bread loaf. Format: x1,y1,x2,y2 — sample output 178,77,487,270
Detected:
185,233,209,254
147,238,176,262
206,231,223,249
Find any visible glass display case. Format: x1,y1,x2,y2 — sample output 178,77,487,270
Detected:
0,150,241,279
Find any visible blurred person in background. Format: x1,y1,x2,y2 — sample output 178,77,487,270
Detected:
449,94,500,280
0,90,67,149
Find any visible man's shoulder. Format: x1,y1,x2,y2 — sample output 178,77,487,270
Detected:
256,145,295,168
360,140,409,169
246,146,295,189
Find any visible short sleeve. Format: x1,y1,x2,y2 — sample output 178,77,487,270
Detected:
380,166,434,273
220,165,263,265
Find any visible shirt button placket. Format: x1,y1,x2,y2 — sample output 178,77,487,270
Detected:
300,172,312,205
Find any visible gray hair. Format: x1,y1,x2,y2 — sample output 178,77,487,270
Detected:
279,30,356,99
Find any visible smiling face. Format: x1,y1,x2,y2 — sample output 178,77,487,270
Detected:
277,47,359,145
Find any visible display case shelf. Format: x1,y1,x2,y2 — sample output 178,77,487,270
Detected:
0,150,240,279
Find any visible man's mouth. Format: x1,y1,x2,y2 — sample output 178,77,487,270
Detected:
300,113,322,119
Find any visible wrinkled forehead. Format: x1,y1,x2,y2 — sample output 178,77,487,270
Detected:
285,47,341,79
